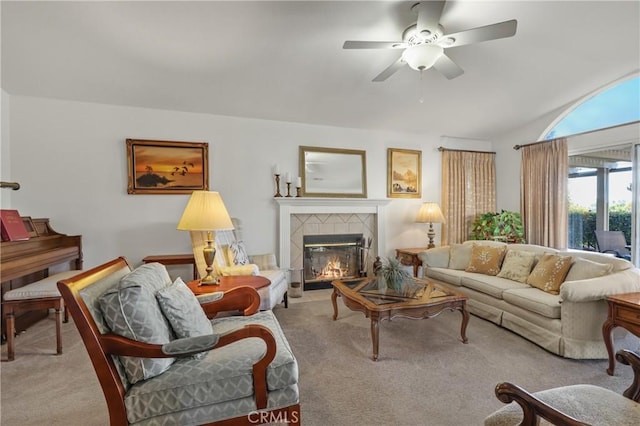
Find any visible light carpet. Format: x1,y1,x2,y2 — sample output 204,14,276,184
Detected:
1,291,639,425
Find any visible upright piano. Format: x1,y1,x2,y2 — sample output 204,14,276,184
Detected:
1,217,82,340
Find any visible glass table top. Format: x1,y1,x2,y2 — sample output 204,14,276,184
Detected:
339,277,452,306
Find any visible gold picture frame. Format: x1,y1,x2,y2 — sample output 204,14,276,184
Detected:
387,148,421,198
299,146,367,198
126,139,209,194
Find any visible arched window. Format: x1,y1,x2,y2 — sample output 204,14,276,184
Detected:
544,76,639,140
550,76,639,262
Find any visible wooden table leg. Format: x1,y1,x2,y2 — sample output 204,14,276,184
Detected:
370,313,380,361
6,310,15,361
55,301,63,355
331,289,339,321
460,303,469,344
602,318,616,375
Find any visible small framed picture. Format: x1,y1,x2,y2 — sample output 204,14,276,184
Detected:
126,139,209,194
387,148,421,198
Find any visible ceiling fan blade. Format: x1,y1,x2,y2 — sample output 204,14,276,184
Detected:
343,40,406,49
416,1,446,35
372,56,405,82
442,19,517,48
432,54,464,80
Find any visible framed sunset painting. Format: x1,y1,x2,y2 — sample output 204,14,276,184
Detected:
126,139,209,194
387,148,421,198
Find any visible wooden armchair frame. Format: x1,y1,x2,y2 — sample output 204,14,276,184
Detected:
493,349,640,425
57,257,300,426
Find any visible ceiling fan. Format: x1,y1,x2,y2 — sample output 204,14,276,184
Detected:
343,1,517,81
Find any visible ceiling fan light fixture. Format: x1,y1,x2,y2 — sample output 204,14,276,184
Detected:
401,44,444,71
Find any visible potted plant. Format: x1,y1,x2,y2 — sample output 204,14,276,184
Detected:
469,210,526,243
378,257,412,291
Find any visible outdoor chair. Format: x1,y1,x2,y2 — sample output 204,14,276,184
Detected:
595,230,632,260
57,257,300,425
484,349,640,425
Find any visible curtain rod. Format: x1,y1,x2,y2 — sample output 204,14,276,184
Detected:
512,139,555,150
437,147,496,154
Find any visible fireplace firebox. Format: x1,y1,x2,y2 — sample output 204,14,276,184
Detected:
303,234,364,290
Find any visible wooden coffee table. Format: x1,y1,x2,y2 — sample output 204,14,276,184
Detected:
331,277,469,361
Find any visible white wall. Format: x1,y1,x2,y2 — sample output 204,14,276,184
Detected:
1,90,11,208
4,95,492,269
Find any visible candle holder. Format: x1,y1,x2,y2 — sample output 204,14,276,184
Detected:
273,174,282,197
285,182,293,197
296,187,301,197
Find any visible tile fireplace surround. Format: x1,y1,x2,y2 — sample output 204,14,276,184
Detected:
276,198,390,276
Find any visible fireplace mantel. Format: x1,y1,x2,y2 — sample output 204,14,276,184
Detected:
275,198,390,270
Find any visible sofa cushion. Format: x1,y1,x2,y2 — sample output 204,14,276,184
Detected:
419,246,450,269
425,267,468,286
448,244,472,270
123,310,299,424
466,245,507,276
527,254,573,295
99,263,175,384
502,287,561,319
156,277,213,339
228,241,250,265
497,250,537,283
461,274,530,299
564,257,614,282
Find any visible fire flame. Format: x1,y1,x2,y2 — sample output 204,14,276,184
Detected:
317,256,347,279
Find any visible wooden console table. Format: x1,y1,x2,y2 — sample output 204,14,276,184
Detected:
602,292,640,375
142,253,197,280
395,248,428,277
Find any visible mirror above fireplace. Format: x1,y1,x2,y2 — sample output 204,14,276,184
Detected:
299,146,367,198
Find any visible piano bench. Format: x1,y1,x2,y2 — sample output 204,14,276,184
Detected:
2,270,81,361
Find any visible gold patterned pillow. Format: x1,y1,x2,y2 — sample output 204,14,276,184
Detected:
497,250,537,283
526,254,573,294
465,245,507,276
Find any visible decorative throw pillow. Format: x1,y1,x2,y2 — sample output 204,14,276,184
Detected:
497,250,537,283
218,264,260,276
526,254,573,294
228,241,250,265
465,245,507,276
564,257,613,282
99,263,175,384
448,244,472,270
156,277,213,339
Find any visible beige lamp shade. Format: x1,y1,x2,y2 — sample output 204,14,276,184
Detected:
416,202,446,224
416,202,445,249
177,191,234,231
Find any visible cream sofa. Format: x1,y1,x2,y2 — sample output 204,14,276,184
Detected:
419,241,640,359
190,218,288,311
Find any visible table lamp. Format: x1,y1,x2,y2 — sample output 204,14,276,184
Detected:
416,202,446,249
177,191,234,285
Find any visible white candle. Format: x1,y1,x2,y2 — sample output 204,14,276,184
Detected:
273,164,281,175
297,177,302,187
285,172,291,183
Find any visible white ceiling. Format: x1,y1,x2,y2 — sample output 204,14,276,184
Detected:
2,1,639,140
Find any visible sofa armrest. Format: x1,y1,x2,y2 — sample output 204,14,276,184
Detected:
559,269,640,303
249,253,279,270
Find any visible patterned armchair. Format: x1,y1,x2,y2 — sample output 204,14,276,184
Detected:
57,257,300,425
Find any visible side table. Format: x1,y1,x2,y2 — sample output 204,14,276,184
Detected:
395,248,429,277
602,292,640,375
187,275,271,294
142,254,198,280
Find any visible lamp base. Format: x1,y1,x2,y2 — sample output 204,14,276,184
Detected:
199,276,220,286
200,232,219,285
427,223,436,249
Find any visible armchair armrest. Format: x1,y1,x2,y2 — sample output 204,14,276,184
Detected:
199,286,261,317
494,382,588,426
616,349,640,401
100,323,276,409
